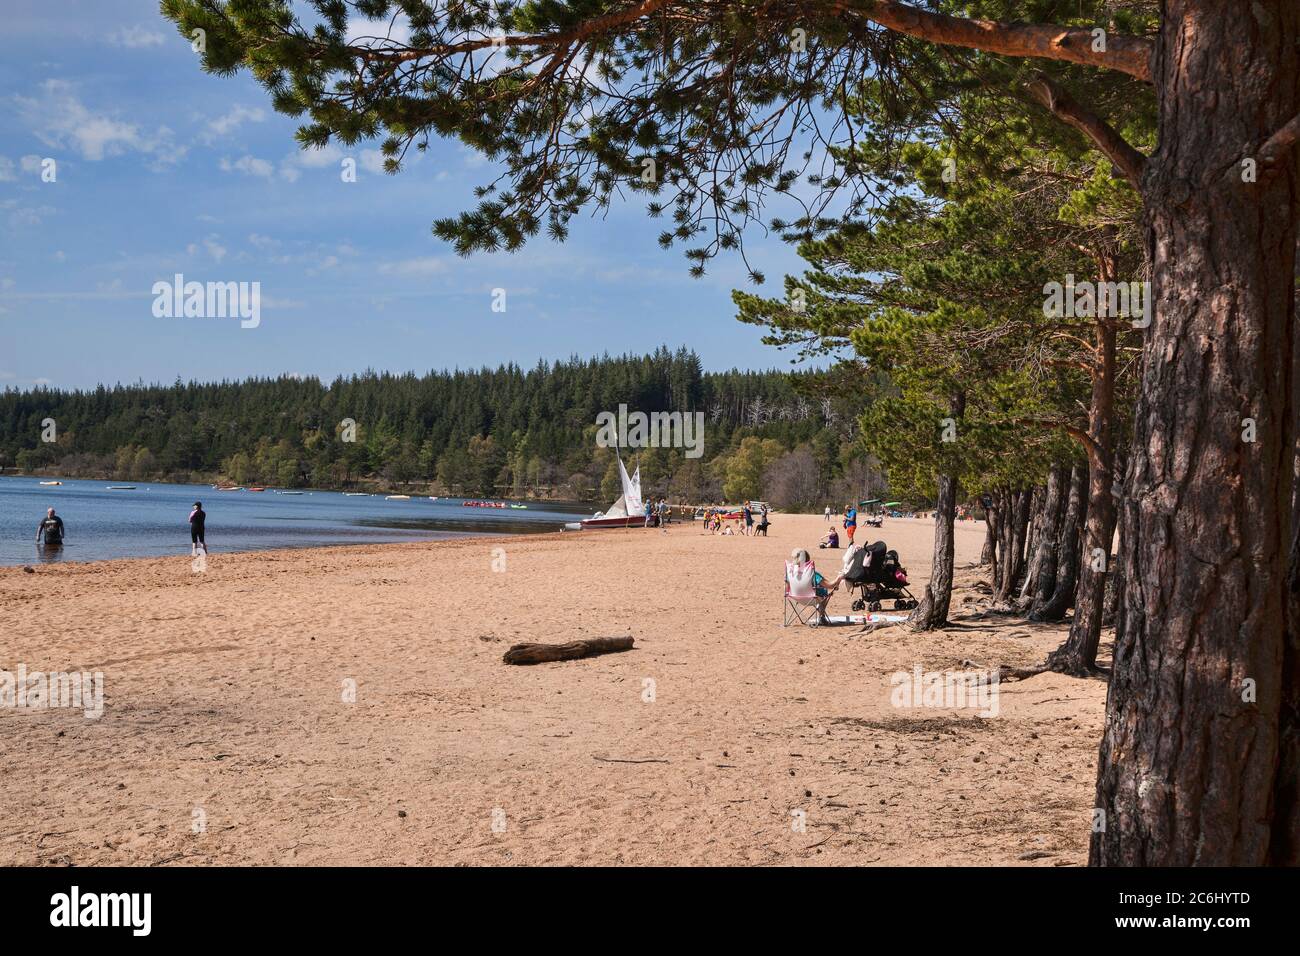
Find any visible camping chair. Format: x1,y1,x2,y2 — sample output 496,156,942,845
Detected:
783,559,829,626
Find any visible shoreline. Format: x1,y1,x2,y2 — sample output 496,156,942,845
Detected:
1,513,1103,866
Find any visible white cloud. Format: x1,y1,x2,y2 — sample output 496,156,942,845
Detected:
203,237,227,263
15,80,182,165
360,149,388,174
21,154,44,173
203,105,266,142
0,157,13,181
278,144,346,182
248,233,281,251
379,257,448,277
345,14,411,46
219,154,274,178
109,25,166,49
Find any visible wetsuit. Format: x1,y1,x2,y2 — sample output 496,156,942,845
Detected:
38,515,64,545
189,507,206,545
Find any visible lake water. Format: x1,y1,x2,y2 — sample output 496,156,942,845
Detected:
0,476,594,566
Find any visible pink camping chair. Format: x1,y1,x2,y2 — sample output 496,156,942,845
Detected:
784,559,829,627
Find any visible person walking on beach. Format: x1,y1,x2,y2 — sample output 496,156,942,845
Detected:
742,502,754,536
189,501,208,555
824,505,831,522
35,508,65,547
843,503,857,545
644,499,655,528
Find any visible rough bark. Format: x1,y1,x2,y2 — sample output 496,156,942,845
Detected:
995,488,1032,603
980,507,996,566
1022,466,1067,608
502,636,634,664
1030,463,1086,622
908,471,958,631
909,391,965,630
1017,482,1048,605
861,1,1154,81
1092,0,1299,866
1047,279,1119,675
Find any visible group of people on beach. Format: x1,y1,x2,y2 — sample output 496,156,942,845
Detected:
818,504,861,549
34,502,209,556
644,498,670,527
702,501,769,536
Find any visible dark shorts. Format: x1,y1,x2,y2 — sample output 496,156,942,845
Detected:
191,526,205,543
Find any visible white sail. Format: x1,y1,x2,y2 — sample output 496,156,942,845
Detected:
621,458,643,517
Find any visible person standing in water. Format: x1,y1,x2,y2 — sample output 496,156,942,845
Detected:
35,508,65,547
189,501,207,555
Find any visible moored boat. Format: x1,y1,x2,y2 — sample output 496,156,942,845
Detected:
581,453,647,529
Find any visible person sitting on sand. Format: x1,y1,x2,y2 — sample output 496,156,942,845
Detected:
819,527,839,549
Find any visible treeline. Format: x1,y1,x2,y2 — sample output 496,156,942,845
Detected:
0,348,882,506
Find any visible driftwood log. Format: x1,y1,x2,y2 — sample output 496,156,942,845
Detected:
502,636,634,665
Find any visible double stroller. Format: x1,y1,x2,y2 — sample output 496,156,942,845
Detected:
843,540,918,612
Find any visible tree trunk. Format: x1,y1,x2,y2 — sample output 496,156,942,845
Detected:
994,488,1030,603
980,505,996,566
1025,465,1068,612
1009,489,1032,591
909,391,965,630
1018,482,1048,605
1093,0,1299,866
1047,295,1118,675
1030,463,1086,622
987,489,1008,595
502,635,634,664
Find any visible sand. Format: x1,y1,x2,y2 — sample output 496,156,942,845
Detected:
0,513,1107,866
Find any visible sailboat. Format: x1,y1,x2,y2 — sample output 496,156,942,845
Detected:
581,452,648,529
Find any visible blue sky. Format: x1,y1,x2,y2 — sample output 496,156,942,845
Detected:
0,0,815,391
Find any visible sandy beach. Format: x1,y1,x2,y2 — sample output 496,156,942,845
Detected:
0,513,1107,866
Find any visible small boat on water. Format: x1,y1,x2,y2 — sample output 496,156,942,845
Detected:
509,504,528,510
343,492,370,497
462,500,506,508
107,486,137,490
278,491,305,495
247,487,266,492
39,480,62,486
386,494,412,500
215,486,242,491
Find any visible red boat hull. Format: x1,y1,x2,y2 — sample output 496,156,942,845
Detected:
580,515,649,529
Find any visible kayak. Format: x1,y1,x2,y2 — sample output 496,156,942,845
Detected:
39,481,62,486
385,495,412,500
107,486,137,490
